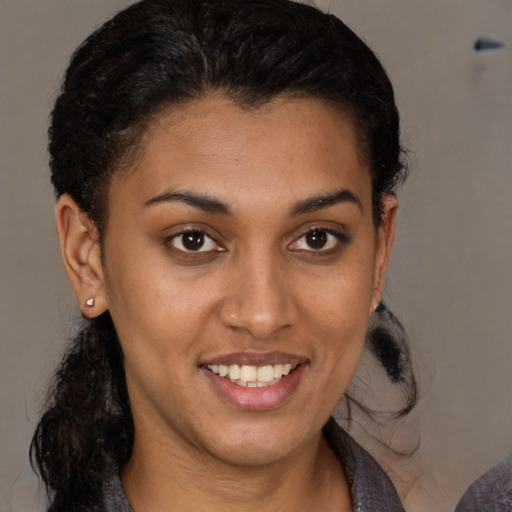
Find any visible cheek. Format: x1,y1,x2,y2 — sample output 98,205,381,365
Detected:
299,251,374,378
302,255,375,328
310,288,369,406
104,243,221,362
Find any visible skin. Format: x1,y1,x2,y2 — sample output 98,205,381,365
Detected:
56,95,397,511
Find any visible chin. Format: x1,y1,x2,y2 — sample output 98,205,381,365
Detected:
210,436,303,468
201,413,317,468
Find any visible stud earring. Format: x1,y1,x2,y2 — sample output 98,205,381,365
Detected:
85,298,95,308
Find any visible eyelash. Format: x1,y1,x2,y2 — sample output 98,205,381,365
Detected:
288,228,348,254
166,227,348,258
166,230,224,254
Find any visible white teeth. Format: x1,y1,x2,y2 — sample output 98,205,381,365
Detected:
228,364,240,380
207,363,299,387
257,365,274,383
240,365,257,381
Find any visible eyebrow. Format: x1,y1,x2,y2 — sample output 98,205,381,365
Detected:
144,190,230,215
291,188,363,215
144,187,362,216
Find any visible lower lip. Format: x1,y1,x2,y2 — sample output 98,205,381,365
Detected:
201,364,306,411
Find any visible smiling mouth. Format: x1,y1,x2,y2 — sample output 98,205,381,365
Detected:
205,363,299,388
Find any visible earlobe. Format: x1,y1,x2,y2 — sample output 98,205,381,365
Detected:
370,194,398,315
55,194,108,318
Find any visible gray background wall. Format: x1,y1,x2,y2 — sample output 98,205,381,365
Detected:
1,1,510,511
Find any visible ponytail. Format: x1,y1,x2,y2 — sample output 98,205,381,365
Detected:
30,313,133,511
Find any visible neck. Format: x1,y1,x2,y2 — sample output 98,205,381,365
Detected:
121,425,352,512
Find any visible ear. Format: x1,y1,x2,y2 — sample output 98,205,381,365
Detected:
56,194,108,318
370,194,398,315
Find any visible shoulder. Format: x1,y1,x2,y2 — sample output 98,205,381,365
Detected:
323,417,405,512
455,455,512,512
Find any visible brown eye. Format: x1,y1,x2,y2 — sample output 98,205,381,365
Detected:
169,230,220,253
305,229,328,250
289,227,346,253
182,231,205,251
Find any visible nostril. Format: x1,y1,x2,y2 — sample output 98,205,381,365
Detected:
219,300,293,339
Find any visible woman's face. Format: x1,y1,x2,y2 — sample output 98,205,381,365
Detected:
98,95,396,467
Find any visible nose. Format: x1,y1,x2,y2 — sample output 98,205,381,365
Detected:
218,253,297,340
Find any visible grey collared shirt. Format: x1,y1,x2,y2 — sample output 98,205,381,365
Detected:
455,455,512,512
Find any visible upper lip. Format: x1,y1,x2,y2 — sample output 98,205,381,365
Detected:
200,351,308,367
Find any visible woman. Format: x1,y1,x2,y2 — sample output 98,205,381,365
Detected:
31,0,417,510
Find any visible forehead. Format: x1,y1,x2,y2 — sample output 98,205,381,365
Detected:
111,95,371,211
